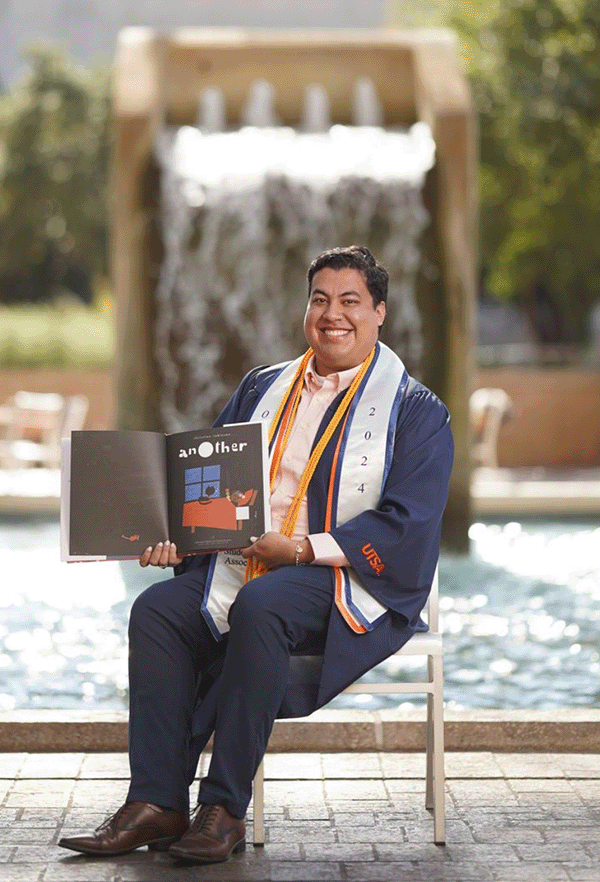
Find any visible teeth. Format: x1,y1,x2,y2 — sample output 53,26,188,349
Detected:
322,329,349,337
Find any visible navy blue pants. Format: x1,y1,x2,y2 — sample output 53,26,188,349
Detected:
126,565,333,818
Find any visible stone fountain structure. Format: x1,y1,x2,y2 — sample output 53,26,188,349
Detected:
112,29,477,550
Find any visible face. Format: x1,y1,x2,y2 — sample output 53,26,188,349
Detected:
303,267,386,375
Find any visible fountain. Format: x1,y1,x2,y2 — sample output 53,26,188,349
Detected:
112,29,476,549
153,114,434,430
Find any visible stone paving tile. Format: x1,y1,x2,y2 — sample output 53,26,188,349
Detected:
0,868,44,882
0,754,26,778
444,751,504,778
0,845,14,862
321,752,382,779
556,754,600,779
550,824,600,840
491,863,571,881
378,752,427,779
287,805,330,819
426,866,497,881
493,753,567,778
17,753,84,779
44,860,118,881
12,845,65,863
260,843,302,860
570,780,600,802
384,778,425,803
71,780,130,806
564,866,600,882
399,821,475,844
331,811,376,826
304,842,376,861
550,805,597,819
344,862,423,881
469,824,545,844
580,842,600,860
448,779,519,800
324,779,389,801
266,821,336,843
264,753,322,779
510,778,579,793
2,751,600,881
5,782,75,809
264,779,324,802
336,824,407,844
516,844,594,863
0,826,57,844
15,809,64,825
330,799,397,813
80,752,131,779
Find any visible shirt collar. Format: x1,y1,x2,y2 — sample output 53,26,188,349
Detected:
305,354,364,394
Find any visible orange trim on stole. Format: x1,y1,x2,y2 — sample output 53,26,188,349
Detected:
334,567,368,634
326,409,368,634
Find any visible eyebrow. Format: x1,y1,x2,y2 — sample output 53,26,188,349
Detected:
310,288,361,297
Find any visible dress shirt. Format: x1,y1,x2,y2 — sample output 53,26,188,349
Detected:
269,356,363,567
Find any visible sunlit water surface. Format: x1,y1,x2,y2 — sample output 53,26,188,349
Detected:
1,517,599,711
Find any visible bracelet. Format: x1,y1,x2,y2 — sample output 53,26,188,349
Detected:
294,540,304,566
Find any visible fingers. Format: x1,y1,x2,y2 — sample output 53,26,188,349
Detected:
240,537,259,560
240,533,295,568
139,541,179,568
168,543,183,566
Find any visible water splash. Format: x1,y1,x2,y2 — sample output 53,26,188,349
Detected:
3,517,599,711
154,123,435,431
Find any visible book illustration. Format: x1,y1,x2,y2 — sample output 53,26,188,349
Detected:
182,465,259,533
122,533,140,542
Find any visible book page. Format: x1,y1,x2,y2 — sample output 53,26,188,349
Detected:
166,422,270,554
67,430,169,559
60,438,109,562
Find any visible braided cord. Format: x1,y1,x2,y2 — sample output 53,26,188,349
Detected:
245,346,375,581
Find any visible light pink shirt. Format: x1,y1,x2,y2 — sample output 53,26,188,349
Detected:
270,356,361,566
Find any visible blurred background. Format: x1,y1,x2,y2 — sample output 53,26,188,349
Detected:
0,1,599,714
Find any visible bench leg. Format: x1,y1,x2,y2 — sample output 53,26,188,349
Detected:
253,759,265,845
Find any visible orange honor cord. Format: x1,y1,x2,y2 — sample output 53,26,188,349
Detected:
245,346,375,583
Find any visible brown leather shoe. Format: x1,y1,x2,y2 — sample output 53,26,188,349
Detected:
168,803,245,864
58,801,189,856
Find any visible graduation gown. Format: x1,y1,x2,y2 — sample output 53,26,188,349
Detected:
176,343,454,740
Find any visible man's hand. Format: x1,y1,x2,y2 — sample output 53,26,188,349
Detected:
241,532,314,569
139,541,183,569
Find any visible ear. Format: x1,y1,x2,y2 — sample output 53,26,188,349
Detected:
375,301,386,326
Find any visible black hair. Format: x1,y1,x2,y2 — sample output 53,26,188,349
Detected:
307,245,389,306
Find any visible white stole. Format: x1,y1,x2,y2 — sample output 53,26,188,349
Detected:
201,343,408,638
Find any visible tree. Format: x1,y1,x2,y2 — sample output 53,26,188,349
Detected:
0,45,110,303
452,0,600,343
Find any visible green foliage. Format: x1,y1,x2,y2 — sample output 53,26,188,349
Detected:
452,0,600,342
0,302,114,368
0,44,111,304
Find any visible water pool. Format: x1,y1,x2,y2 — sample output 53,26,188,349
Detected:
1,516,599,711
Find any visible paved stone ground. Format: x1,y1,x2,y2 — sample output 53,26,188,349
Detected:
1,751,599,881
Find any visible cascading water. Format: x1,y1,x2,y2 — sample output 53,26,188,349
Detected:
153,84,436,432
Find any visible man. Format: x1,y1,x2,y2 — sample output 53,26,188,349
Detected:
59,246,453,864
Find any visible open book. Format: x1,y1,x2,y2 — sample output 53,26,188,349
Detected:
61,422,270,561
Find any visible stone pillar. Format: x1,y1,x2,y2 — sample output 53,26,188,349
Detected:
112,29,165,430
413,36,477,551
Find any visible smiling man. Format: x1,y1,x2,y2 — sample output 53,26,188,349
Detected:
304,263,386,374
59,246,454,865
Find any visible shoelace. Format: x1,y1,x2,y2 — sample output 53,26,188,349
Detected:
189,803,220,834
96,802,138,833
